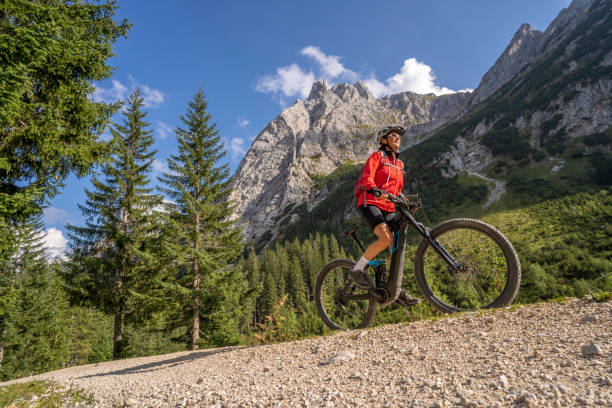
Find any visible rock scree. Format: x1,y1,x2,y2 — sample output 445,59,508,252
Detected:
1,298,610,407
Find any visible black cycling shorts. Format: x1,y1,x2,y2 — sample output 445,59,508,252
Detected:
358,205,397,231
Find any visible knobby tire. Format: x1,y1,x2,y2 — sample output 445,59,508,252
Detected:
414,218,521,314
315,259,378,330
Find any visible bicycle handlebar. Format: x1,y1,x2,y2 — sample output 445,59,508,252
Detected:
366,189,420,212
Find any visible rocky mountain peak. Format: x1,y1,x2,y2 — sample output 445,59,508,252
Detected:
306,79,330,100
469,0,599,107
469,23,544,105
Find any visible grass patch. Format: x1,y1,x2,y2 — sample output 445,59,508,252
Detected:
587,291,612,302
0,380,95,408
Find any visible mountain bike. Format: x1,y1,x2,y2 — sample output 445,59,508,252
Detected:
315,192,521,330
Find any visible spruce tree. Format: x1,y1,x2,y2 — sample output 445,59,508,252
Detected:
0,0,130,259
275,244,289,296
245,248,262,325
329,235,342,259
245,247,261,289
158,89,243,350
66,89,163,359
260,269,279,318
287,256,307,310
299,239,316,302
0,215,70,380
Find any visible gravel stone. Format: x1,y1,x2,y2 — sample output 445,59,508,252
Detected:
581,343,603,356
320,351,355,365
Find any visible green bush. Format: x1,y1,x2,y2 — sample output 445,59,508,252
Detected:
584,132,611,146
569,148,585,158
482,128,531,160
531,149,546,161
540,114,564,136
589,151,612,185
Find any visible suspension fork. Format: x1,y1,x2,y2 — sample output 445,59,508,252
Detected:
402,209,461,270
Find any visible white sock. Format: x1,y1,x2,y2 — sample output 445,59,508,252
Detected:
353,255,369,271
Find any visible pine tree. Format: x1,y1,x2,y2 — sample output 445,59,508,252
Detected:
245,247,261,287
0,216,71,380
158,89,243,350
0,0,130,259
299,239,316,302
275,244,289,296
321,234,330,264
260,269,279,318
329,235,342,259
287,256,307,310
245,248,262,325
66,89,163,359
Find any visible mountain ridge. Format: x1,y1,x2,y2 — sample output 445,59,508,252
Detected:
230,0,610,243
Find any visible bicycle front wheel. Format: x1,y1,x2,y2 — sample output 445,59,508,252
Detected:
414,218,521,313
315,259,378,330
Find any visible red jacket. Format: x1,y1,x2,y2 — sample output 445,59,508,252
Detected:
357,150,404,212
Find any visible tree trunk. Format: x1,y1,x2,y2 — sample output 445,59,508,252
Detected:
192,211,200,350
113,304,123,359
0,317,4,369
192,266,200,350
115,205,128,359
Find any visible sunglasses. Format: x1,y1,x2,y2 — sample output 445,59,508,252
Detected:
386,133,401,139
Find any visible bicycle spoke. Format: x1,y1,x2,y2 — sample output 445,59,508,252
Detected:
421,225,509,310
316,260,377,330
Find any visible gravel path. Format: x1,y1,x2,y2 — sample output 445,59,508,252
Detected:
467,171,506,208
2,298,610,407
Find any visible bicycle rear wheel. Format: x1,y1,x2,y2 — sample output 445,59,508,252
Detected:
315,259,378,330
414,218,521,313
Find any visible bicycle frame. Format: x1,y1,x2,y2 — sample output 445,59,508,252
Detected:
348,204,462,307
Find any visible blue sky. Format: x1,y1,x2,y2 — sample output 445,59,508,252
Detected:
43,0,572,256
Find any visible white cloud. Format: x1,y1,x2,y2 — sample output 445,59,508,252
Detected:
43,207,72,226
140,85,165,108
128,75,165,108
227,137,247,158
301,46,358,82
152,198,176,214
156,121,174,139
91,77,165,108
152,159,170,174
256,48,469,103
44,228,68,259
237,117,250,128
255,63,315,102
366,58,456,97
92,80,128,104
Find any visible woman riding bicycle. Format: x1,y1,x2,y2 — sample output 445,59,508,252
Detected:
349,125,420,306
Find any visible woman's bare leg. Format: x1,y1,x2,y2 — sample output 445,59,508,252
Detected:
363,223,393,261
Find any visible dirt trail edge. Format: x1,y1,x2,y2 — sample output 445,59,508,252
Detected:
2,299,610,407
